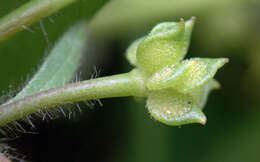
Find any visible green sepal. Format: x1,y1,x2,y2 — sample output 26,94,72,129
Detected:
191,79,220,108
125,37,146,67
136,20,185,74
147,90,206,126
147,58,228,93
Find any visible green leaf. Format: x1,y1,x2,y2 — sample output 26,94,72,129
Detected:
147,89,206,126
147,58,228,93
10,22,88,102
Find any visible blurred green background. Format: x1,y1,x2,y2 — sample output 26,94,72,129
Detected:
0,0,260,161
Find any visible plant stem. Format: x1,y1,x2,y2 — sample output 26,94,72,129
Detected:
0,70,146,127
0,0,77,43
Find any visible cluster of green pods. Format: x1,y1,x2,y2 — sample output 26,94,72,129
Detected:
126,17,228,126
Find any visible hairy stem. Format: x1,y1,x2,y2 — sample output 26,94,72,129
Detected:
0,0,77,43
0,70,145,127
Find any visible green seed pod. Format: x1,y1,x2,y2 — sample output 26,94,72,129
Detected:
136,18,195,74
124,17,229,126
146,58,228,93
147,90,206,126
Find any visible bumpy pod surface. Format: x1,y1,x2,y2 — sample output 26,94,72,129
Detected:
125,17,228,126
